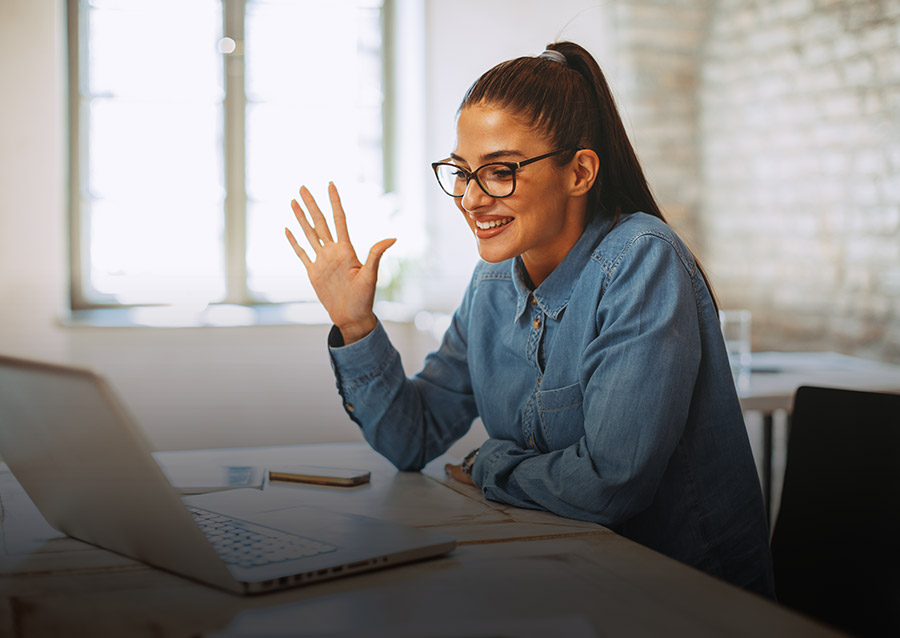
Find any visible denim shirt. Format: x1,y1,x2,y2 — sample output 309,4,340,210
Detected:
328,212,774,597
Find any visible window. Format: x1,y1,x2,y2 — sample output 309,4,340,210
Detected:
68,0,405,314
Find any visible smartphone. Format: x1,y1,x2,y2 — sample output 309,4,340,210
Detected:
267,465,371,487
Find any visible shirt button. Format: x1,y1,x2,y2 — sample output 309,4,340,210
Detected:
532,318,541,330
531,297,538,307
537,377,542,385
344,403,355,413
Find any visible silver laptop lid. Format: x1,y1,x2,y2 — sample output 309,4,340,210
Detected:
0,355,238,592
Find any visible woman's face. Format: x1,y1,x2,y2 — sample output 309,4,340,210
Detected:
451,105,587,286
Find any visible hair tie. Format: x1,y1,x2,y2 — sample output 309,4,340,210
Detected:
538,49,567,66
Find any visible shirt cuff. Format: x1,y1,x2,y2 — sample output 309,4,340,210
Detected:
470,437,502,489
328,320,394,383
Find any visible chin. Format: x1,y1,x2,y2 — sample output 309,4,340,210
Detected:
475,245,516,263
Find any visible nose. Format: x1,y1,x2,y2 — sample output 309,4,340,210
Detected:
460,178,491,213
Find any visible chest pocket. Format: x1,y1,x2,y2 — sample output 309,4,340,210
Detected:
535,382,584,450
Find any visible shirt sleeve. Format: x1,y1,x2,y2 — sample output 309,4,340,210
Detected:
328,277,480,471
470,234,702,526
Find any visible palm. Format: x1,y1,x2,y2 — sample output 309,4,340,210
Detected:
285,183,395,343
305,238,374,325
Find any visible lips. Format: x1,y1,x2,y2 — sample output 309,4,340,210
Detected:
471,216,513,241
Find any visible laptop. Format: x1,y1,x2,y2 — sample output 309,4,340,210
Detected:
0,354,456,595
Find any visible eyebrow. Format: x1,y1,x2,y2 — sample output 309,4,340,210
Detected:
449,149,527,165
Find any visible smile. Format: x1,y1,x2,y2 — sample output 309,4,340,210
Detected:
475,217,513,230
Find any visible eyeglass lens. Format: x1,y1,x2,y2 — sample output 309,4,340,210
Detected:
435,163,516,198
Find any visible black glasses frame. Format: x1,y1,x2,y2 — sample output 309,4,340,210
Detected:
431,146,583,199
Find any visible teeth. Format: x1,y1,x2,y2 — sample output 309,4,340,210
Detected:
475,217,513,230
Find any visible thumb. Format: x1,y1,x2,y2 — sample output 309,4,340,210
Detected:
364,237,397,274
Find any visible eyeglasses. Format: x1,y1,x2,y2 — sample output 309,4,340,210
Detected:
431,147,582,199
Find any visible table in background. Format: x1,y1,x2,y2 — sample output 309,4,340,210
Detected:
735,352,900,522
0,443,842,637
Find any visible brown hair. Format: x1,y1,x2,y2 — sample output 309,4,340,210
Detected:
459,41,716,304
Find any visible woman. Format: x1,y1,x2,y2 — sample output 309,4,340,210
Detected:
285,42,774,597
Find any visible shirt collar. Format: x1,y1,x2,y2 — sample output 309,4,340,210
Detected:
511,214,612,322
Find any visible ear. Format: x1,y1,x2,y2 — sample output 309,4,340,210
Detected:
569,149,601,197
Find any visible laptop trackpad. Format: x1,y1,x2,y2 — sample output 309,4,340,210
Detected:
184,487,333,520
183,487,447,556
183,488,394,539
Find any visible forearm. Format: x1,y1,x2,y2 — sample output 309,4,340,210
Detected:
472,435,665,526
329,321,477,471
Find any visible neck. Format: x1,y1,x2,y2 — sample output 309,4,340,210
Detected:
521,202,588,288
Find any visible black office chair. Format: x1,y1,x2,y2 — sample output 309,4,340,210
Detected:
770,386,900,637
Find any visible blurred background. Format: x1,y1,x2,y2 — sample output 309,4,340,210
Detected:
1,0,898,454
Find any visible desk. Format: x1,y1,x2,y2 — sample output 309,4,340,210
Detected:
735,352,900,520
0,443,841,637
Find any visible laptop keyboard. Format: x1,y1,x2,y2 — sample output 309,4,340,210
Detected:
188,506,336,569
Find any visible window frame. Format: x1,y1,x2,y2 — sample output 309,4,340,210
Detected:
66,0,394,313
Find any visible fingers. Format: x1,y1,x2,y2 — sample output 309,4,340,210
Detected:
290,184,390,275
291,198,323,253
443,463,474,486
364,237,397,275
284,228,312,268
328,182,352,244
298,186,335,245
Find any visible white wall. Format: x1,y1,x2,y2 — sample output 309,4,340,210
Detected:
422,0,616,309
0,0,68,363
0,0,612,455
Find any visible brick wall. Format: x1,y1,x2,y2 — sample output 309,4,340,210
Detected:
699,0,900,362
613,0,713,248
613,0,900,363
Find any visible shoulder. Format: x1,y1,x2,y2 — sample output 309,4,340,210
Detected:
454,260,514,313
592,212,696,277
471,259,513,288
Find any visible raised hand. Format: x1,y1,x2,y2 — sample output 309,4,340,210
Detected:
285,183,396,344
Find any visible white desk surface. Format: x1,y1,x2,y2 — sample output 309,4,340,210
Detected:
736,351,900,413
0,443,844,637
